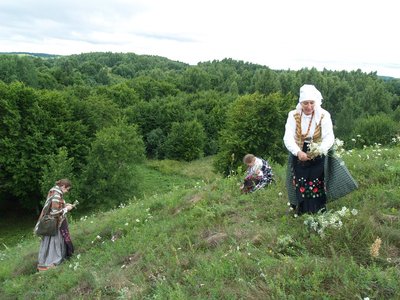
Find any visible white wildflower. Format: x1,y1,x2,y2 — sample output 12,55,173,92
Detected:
335,138,344,147
73,262,79,270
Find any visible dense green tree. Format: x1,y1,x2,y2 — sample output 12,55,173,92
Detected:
79,61,103,77
95,83,140,108
359,80,392,115
393,106,400,122
0,82,53,208
185,91,235,155
80,120,145,209
180,67,211,93
164,120,206,161
322,78,351,120
95,67,111,85
126,95,188,138
0,83,91,209
145,128,167,159
352,114,399,146
252,68,280,94
37,90,91,167
296,68,327,93
37,70,59,89
0,55,40,87
277,71,299,96
157,96,193,131
112,63,136,78
128,75,178,101
385,77,400,92
77,94,123,136
197,59,251,93
214,92,293,175
39,147,75,204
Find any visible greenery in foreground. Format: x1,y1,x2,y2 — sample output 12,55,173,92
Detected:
1,145,400,299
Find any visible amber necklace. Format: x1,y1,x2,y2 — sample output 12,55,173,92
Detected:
300,111,314,140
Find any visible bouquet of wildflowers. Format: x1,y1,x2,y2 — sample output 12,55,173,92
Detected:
307,138,345,159
307,141,327,159
332,138,344,151
332,138,345,157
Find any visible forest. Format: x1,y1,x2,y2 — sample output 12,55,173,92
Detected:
1,52,399,213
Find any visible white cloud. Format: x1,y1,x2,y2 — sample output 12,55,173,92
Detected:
0,0,399,77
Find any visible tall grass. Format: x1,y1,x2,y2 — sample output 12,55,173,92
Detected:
1,145,399,299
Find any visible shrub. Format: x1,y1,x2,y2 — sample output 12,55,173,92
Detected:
214,92,293,175
80,120,145,209
352,114,399,146
39,147,75,201
164,120,206,161
146,128,166,159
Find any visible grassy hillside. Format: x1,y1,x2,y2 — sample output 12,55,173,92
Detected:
1,146,399,299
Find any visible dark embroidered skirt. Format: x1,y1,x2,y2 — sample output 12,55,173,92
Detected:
60,219,74,258
293,154,326,214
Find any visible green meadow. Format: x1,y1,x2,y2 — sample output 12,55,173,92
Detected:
1,145,399,299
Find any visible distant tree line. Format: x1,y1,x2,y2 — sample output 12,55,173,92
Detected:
0,52,399,210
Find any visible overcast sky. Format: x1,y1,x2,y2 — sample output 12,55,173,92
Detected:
1,0,399,78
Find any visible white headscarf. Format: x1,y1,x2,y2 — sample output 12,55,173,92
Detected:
296,84,324,122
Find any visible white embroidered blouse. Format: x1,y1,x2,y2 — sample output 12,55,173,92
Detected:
283,107,335,156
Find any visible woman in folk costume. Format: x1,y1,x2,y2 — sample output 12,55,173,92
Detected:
35,179,75,271
283,84,335,214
